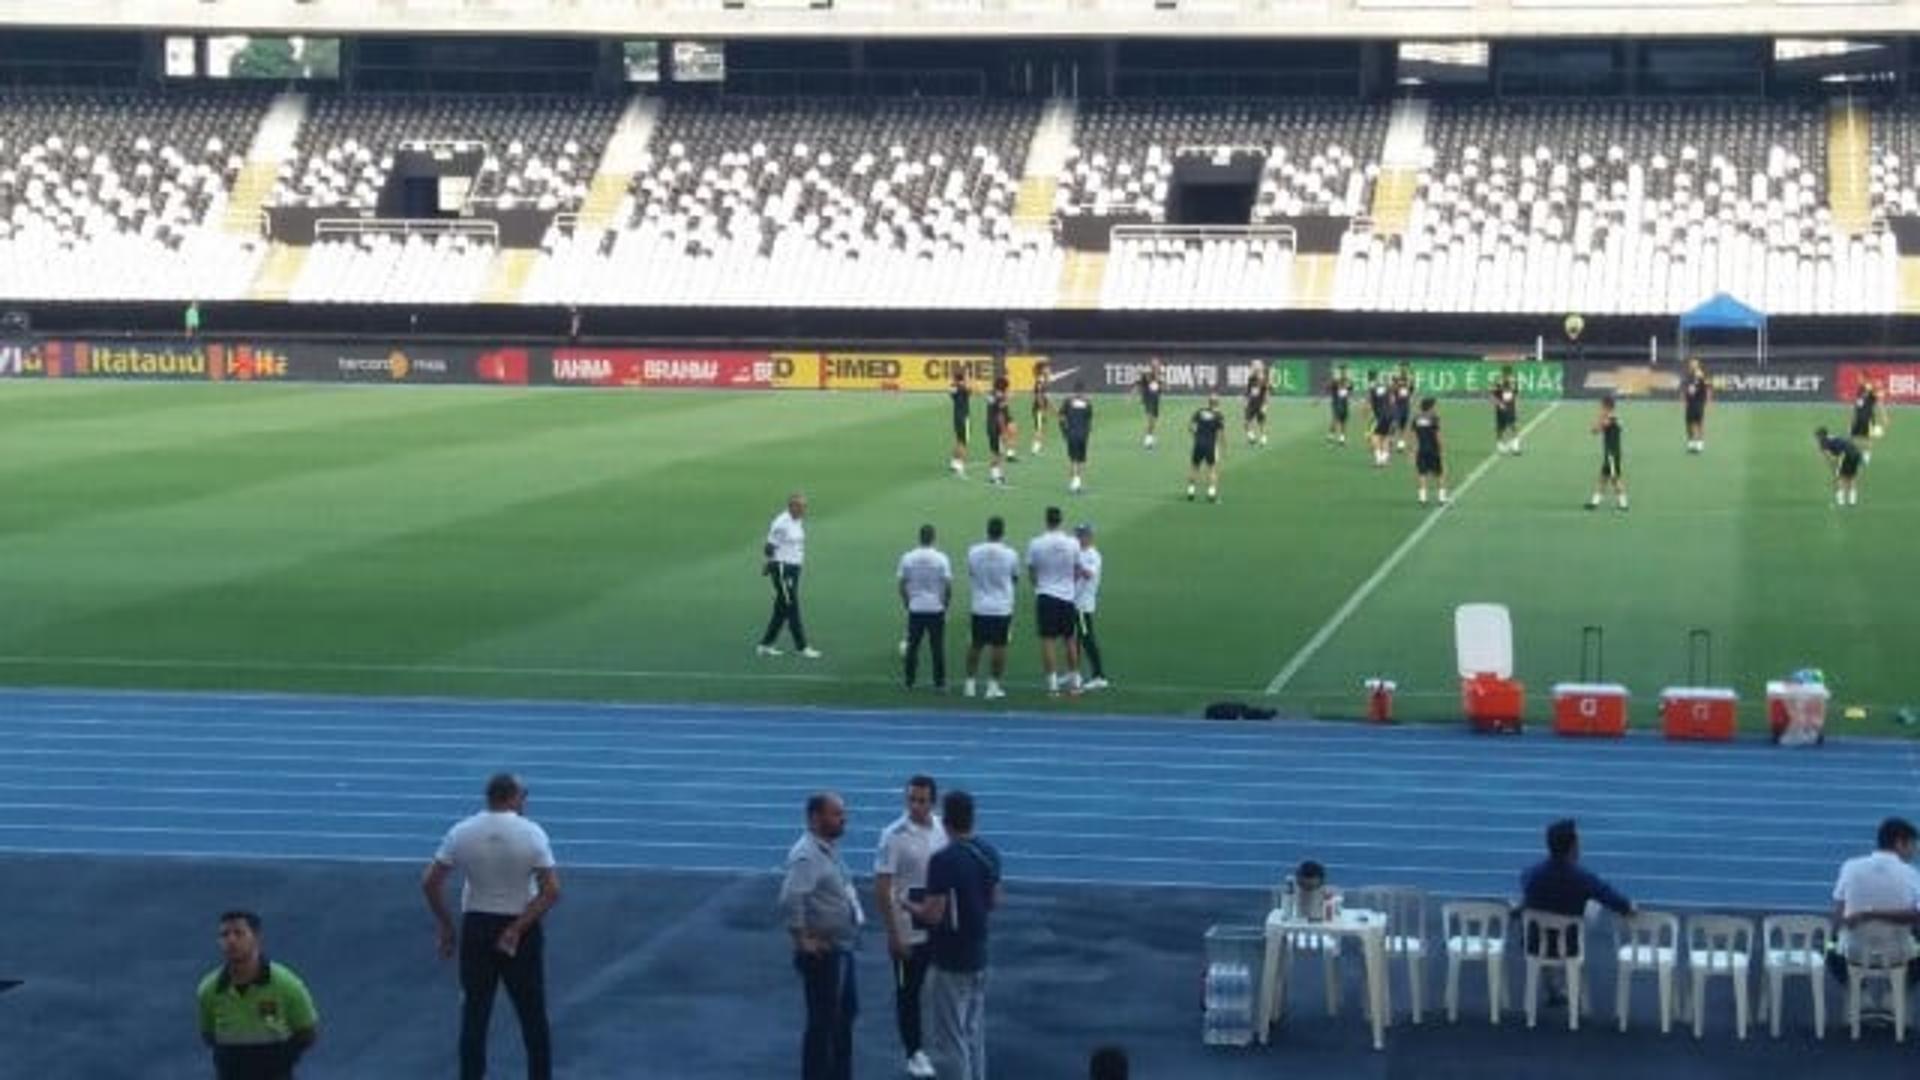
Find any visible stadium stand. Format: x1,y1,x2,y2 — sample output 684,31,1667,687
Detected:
1057,99,1386,221
1333,99,1897,316
521,96,1062,308
271,94,620,213
0,88,269,301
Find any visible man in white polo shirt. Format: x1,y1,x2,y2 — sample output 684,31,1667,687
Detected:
1828,816,1920,1004
422,773,561,1080
964,515,1019,700
898,524,954,691
874,775,948,1079
1073,523,1108,691
759,492,822,659
1025,505,1082,697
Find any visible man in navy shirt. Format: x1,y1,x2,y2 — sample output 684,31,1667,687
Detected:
908,790,1002,1080
1521,819,1633,1002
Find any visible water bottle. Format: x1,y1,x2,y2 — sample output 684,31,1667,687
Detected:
1281,875,1298,920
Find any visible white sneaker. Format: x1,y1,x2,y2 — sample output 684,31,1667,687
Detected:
1069,476,1082,493
964,679,977,698
756,644,783,657
984,682,1006,699
799,647,823,659
897,638,909,657
1030,441,1041,455
906,1050,936,1078
1083,677,1109,691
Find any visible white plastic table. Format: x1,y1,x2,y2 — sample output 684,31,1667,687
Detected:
1257,906,1391,1050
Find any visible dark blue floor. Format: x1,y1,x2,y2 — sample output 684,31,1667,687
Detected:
0,688,1909,911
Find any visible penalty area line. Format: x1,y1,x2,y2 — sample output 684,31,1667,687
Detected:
1264,401,1562,695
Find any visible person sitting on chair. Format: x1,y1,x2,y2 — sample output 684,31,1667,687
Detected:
1826,816,1920,1010
1520,819,1634,1004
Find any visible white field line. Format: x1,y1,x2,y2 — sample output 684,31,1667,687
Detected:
1265,402,1563,694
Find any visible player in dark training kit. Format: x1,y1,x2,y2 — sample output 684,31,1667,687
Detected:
1029,360,1052,457
1366,371,1393,467
1410,396,1448,505
1850,378,1884,463
1816,427,1864,507
1390,365,1414,451
948,371,971,478
1683,358,1710,454
1187,392,1226,503
1243,362,1271,446
1060,383,1094,494
1136,358,1165,450
1491,367,1521,455
1588,395,1628,511
1326,365,1352,446
985,376,1011,485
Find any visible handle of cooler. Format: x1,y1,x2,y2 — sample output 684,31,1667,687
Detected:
1580,625,1604,682
1687,628,1712,686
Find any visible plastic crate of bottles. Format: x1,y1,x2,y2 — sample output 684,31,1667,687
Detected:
1202,923,1265,1047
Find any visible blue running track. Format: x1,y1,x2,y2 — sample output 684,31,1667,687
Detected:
0,689,1910,912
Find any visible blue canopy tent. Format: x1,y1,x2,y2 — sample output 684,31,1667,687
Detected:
1677,292,1767,366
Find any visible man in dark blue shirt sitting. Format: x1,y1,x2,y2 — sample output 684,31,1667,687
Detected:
1521,819,1634,1004
908,790,1002,1080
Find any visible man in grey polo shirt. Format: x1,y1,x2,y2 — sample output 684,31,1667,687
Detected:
781,791,864,1080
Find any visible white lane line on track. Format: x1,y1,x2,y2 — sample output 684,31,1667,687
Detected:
1265,401,1562,694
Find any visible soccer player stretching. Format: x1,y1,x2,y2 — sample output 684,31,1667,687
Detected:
1366,371,1393,467
1491,366,1521,455
948,371,971,478
1029,360,1052,457
984,376,1012,485
1816,426,1864,507
1136,358,1164,450
1683,358,1710,454
1060,384,1094,494
1850,377,1884,464
1326,365,1352,446
1588,396,1628,511
1390,364,1414,452
1243,361,1271,446
1187,392,1226,503
1411,396,1447,505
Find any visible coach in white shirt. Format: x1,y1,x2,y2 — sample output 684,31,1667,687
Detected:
964,515,1019,700
874,775,949,1078
1830,816,1920,984
898,523,954,691
1026,505,1083,696
759,492,821,658
422,773,561,1080
1073,523,1108,691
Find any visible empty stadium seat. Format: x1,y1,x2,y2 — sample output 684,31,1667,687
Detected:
523,96,1059,308
0,88,270,300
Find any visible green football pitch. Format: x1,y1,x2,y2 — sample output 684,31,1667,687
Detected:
0,380,1910,733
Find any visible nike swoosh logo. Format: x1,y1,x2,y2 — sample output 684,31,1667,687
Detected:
1047,366,1077,386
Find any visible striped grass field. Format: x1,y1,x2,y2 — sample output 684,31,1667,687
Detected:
0,380,1911,733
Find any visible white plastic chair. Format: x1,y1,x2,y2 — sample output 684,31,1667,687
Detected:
1442,900,1509,1024
1845,919,1914,1042
1348,885,1430,1023
1687,914,1755,1040
1522,910,1587,1030
1615,911,1680,1034
1760,914,1831,1039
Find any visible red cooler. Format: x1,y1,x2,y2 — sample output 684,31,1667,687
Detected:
1660,687,1738,741
1456,604,1524,734
1552,683,1630,737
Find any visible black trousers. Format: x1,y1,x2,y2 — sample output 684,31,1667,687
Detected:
1078,611,1105,678
795,949,857,1080
904,611,947,687
760,563,807,650
459,913,551,1080
895,942,933,1057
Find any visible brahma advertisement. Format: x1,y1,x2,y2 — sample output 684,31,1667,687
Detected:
1837,363,1920,404
549,348,774,389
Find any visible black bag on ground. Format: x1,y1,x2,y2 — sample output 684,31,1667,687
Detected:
1204,701,1276,721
